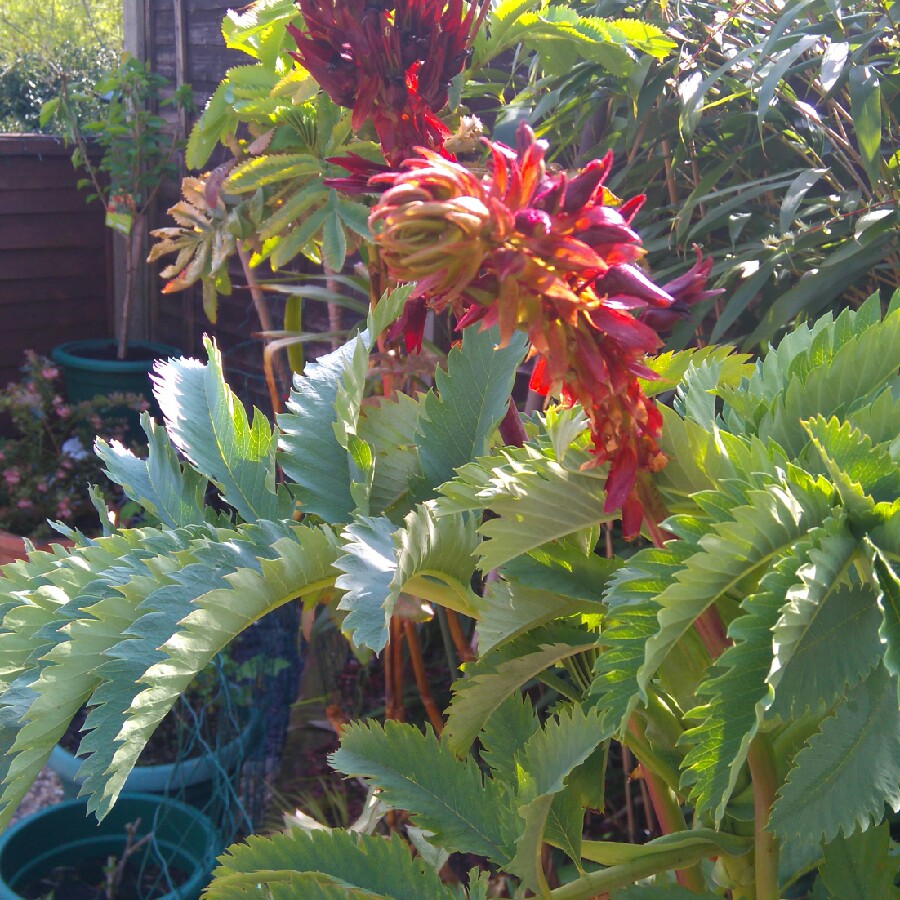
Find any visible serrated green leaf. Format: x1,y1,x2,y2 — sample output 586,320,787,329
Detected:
477,579,601,655
873,553,900,688
679,541,811,823
357,392,423,519
412,325,527,501
331,720,518,863
639,479,833,708
224,153,321,192
335,506,479,653
766,518,882,721
154,338,292,523
96,523,339,816
509,706,603,892
279,333,369,522
479,693,539,783
769,665,900,848
444,627,599,755
818,819,899,900
95,414,213,529
438,444,612,571
209,830,453,899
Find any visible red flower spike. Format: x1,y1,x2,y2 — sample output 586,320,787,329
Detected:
370,123,718,532
290,0,490,167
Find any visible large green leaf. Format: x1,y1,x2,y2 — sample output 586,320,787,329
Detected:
335,506,479,652
679,539,811,823
769,665,900,847
591,546,688,735
330,720,518,864
508,706,604,893
101,523,339,816
412,325,527,501
766,518,882,722
438,443,612,571
278,288,410,523
444,625,599,755
0,527,221,826
154,338,292,523
208,830,454,899
95,414,214,529
638,476,833,704
818,819,899,900
279,334,366,523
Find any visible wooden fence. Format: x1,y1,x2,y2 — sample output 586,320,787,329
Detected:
0,135,111,388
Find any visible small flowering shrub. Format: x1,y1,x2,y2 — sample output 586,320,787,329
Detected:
2,4,898,900
0,352,145,539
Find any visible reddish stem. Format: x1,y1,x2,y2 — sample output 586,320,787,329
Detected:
403,620,444,734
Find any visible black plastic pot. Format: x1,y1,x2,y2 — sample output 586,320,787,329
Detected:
0,793,219,899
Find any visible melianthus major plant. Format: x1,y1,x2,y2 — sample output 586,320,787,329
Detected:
1,2,899,898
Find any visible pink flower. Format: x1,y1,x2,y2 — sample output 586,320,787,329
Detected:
3,468,21,486
16,499,32,510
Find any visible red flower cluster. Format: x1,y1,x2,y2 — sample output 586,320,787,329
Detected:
370,125,716,536
287,0,489,168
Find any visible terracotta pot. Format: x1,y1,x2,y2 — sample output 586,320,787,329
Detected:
0,530,74,567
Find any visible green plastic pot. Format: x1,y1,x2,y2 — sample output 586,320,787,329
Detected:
0,793,219,899
50,338,180,410
48,709,262,807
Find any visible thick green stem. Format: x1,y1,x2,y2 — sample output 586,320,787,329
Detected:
747,734,780,900
548,844,713,900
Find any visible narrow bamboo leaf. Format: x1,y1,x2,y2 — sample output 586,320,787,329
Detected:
756,36,818,131
154,338,292,523
779,169,827,233
849,65,883,184
331,720,518,863
769,665,900,847
412,325,527,501
819,40,848,93
818,819,899,900
209,830,453,899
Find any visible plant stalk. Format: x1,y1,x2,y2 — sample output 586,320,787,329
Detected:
747,733,780,900
548,844,716,900
627,718,706,893
403,620,443,734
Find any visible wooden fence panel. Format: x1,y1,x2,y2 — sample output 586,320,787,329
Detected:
0,135,111,388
